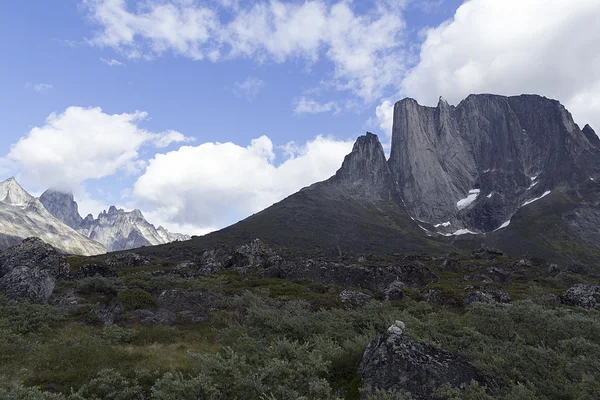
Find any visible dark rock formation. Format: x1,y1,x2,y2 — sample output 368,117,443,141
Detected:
560,284,600,308
384,280,405,300
0,237,69,279
463,287,512,306
73,263,117,279
338,290,372,308
264,260,438,292
105,253,151,268
360,321,486,399
0,238,69,303
389,94,600,234
39,189,83,229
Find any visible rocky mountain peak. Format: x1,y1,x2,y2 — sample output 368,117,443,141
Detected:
108,206,119,214
333,132,395,198
582,124,599,148
39,189,83,229
0,177,33,206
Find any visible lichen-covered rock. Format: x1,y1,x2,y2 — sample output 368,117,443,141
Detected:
0,266,54,303
560,284,600,308
472,245,505,260
360,322,486,399
157,289,221,312
0,237,69,279
264,260,437,292
384,281,405,301
73,263,117,279
105,253,150,268
339,290,372,308
463,287,512,306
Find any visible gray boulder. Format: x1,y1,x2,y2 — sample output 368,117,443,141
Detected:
0,237,69,279
0,266,54,303
73,263,117,279
0,237,70,303
339,290,373,308
560,284,600,308
463,287,512,306
105,252,150,268
360,321,486,399
384,281,405,301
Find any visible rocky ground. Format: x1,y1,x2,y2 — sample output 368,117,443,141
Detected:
0,237,599,399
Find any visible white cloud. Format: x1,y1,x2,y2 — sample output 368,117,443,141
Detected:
294,97,341,114
232,76,265,101
25,83,53,93
100,57,125,66
375,100,394,136
83,0,408,102
401,0,600,131
132,134,354,232
4,106,191,192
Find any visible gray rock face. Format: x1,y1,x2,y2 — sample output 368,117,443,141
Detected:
0,267,55,303
339,290,372,308
389,94,600,233
73,263,117,279
560,284,600,308
0,237,69,279
582,124,599,148
39,189,83,229
0,237,69,303
360,322,486,399
463,287,512,306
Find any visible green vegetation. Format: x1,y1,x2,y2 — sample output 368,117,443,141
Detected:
0,257,599,399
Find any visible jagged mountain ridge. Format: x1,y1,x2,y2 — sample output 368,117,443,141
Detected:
134,94,600,265
0,179,107,255
135,132,453,258
39,191,191,252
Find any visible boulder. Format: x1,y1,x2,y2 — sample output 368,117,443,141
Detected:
105,253,150,268
560,284,600,308
384,281,405,301
463,287,512,306
472,245,505,260
157,289,221,312
0,266,54,303
0,237,69,279
339,290,373,308
360,321,486,399
73,263,117,279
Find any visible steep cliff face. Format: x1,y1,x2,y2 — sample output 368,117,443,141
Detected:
389,94,600,234
39,190,83,229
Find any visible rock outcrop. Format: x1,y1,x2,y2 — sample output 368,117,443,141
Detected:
0,238,70,303
560,284,600,308
360,321,486,399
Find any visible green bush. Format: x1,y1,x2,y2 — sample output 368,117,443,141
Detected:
116,289,158,311
75,277,119,296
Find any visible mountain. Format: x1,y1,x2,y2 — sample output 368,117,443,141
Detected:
135,132,453,258
135,94,600,266
389,94,600,234
39,191,191,252
39,189,83,229
0,178,107,255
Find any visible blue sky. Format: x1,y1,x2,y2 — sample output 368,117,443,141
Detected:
0,0,598,235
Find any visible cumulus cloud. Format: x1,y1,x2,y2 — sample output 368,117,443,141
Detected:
401,0,600,131
25,83,53,93
100,57,125,66
132,134,354,233
232,76,265,101
83,0,408,101
4,106,192,192
294,97,341,114
375,100,394,136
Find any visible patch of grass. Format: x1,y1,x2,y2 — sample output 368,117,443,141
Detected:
116,289,158,311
